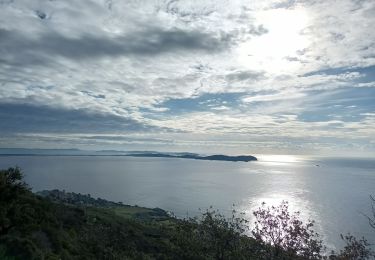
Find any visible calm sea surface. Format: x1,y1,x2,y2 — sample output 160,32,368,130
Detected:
0,155,374,249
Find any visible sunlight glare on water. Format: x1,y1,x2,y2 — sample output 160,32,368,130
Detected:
257,154,303,166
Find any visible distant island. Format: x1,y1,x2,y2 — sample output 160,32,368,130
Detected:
0,148,257,162
126,153,257,162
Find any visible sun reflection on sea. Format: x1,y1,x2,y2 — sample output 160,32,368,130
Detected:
256,154,306,166
238,192,323,240
234,152,331,248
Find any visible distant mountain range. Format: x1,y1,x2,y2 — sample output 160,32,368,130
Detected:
126,153,257,162
0,148,257,162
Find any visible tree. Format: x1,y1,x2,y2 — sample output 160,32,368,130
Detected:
0,167,30,236
173,207,253,259
365,195,375,229
329,233,374,259
328,196,375,259
0,167,28,192
252,201,324,259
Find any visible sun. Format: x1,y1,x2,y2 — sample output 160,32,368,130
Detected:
237,7,310,74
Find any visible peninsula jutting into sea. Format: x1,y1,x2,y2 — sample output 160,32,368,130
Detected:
0,148,257,162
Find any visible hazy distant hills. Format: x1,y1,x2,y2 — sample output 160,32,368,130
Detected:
0,148,85,155
0,148,257,162
126,153,257,162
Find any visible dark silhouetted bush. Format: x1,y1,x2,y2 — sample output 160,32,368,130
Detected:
252,201,324,259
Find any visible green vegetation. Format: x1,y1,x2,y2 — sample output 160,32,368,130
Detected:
0,167,373,259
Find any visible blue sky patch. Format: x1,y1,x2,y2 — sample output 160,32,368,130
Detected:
144,92,245,115
298,87,375,122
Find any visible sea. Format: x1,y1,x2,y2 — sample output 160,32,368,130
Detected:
0,154,374,250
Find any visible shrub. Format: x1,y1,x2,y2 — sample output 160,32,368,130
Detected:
252,201,324,259
172,207,258,259
329,234,374,259
366,195,375,229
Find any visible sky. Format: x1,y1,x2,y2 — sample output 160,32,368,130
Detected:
0,0,374,156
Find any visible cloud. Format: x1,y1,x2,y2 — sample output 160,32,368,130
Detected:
0,27,233,67
225,70,265,82
0,103,154,133
242,91,305,103
0,0,374,155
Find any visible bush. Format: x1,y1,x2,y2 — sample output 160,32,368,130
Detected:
366,195,375,230
329,234,374,259
252,201,324,259
173,208,251,259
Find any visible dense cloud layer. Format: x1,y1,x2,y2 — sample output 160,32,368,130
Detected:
0,0,374,155
0,27,235,66
0,103,153,133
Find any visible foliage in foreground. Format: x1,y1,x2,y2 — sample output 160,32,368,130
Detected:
252,201,324,259
0,167,374,259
